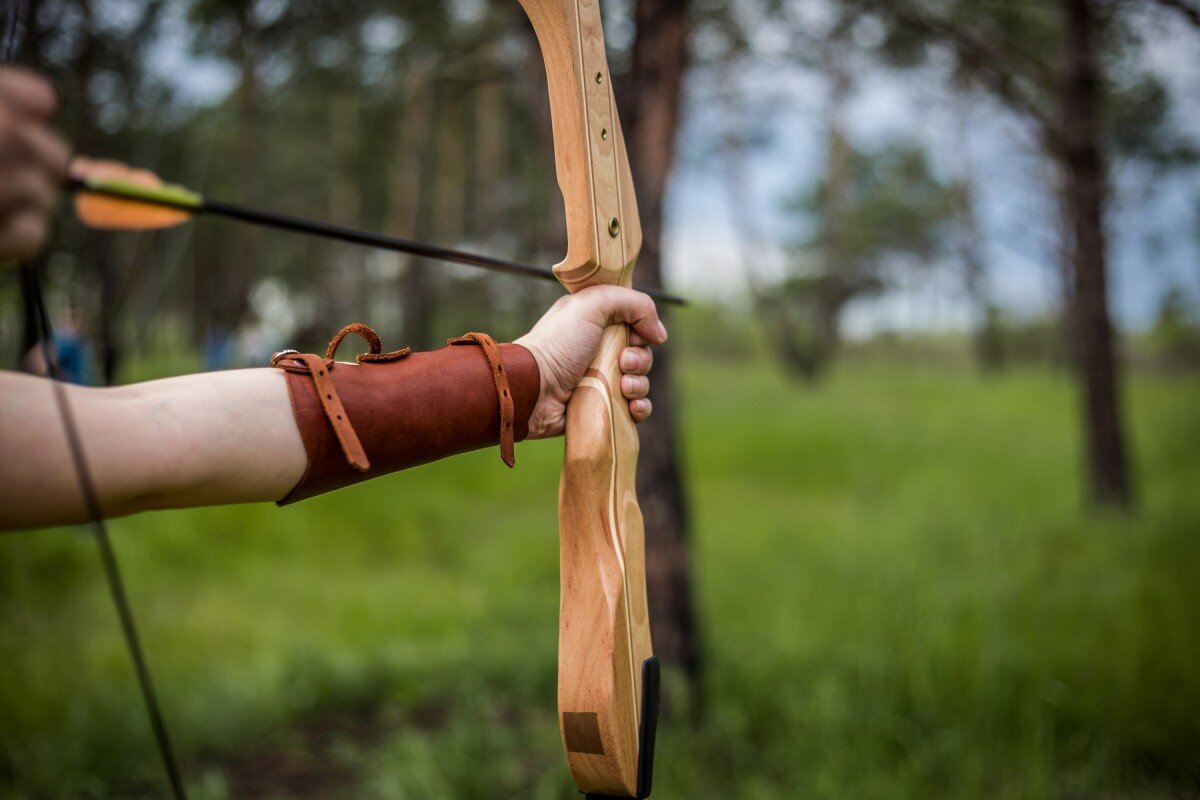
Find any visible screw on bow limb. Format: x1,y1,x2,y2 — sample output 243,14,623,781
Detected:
68,161,687,307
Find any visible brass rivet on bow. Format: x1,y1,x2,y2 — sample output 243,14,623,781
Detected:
600,128,608,140
608,217,620,237
595,71,603,84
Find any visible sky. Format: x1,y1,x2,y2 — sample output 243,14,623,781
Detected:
665,11,1200,335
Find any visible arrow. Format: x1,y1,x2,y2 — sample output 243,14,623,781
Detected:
69,169,687,307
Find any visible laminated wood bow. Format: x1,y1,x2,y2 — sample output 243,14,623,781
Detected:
517,1,660,797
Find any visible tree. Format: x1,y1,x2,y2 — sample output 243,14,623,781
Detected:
1149,285,1200,368
853,0,1198,507
766,142,959,380
624,0,702,698
702,4,958,382
1059,0,1129,506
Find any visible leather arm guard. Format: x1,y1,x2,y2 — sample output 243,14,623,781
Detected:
272,323,540,505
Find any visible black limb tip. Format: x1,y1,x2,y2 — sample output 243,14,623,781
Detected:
584,655,661,800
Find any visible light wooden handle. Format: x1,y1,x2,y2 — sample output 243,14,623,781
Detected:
517,0,652,795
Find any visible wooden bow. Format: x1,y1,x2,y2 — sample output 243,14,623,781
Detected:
517,1,660,797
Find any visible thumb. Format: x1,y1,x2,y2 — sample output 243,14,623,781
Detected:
585,285,668,344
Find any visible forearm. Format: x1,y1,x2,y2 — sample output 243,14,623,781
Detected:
0,285,665,531
0,368,304,530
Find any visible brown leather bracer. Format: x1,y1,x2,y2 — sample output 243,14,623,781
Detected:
272,323,540,505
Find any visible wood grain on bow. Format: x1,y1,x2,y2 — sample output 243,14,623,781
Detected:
517,1,659,797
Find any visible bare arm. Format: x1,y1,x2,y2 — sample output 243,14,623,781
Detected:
0,368,305,530
0,285,665,532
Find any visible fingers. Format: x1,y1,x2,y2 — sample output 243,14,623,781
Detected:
14,123,70,182
628,398,652,423
620,344,653,423
0,68,66,261
0,136,64,260
619,344,652,375
0,106,70,178
0,209,51,260
517,285,665,436
0,166,56,213
585,285,668,344
69,156,162,186
0,68,59,122
621,373,649,400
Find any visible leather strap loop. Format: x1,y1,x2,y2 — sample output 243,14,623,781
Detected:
449,332,518,467
326,322,411,363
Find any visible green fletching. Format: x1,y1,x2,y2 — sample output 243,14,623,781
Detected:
83,177,202,210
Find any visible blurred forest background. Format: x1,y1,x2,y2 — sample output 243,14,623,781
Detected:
1,0,1199,798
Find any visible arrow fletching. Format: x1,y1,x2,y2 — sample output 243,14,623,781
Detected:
72,159,198,230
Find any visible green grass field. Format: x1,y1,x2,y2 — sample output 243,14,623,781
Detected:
2,354,1198,799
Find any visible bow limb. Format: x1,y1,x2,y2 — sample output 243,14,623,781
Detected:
516,1,657,797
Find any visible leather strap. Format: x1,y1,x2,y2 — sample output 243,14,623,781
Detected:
296,353,370,471
448,332,517,467
271,323,412,472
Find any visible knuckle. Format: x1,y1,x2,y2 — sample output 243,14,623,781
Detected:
46,133,71,171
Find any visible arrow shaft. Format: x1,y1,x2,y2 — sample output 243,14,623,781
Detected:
69,177,686,306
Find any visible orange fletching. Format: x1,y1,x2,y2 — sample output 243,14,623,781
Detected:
72,158,191,230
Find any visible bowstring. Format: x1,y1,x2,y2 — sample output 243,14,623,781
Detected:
1,0,25,61
23,264,188,800
6,2,188,794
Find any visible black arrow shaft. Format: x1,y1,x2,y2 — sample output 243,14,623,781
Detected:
69,178,686,306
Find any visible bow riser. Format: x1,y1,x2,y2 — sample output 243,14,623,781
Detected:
517,0,654,796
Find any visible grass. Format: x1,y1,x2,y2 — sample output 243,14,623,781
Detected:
0,353,1197,799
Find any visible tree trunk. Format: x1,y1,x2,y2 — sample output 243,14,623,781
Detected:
625,0,700,700
1059,0,1132,507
